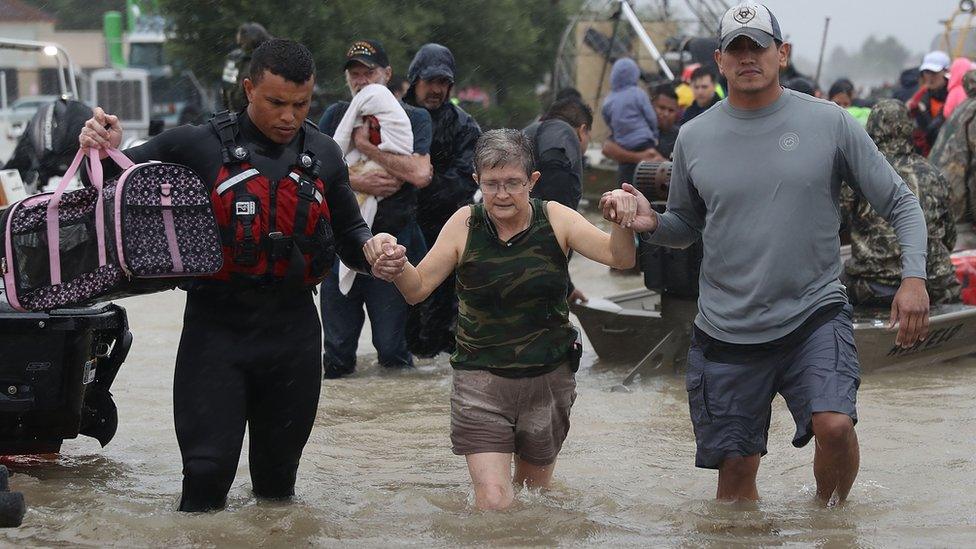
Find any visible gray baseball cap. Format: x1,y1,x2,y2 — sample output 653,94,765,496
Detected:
719,3,783,51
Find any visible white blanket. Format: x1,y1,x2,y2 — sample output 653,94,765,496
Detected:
333,83,414,295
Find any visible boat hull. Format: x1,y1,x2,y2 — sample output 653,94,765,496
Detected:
571,289,976,373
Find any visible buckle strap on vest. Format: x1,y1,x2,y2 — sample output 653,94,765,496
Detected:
284,145,323,287
209,110,250,166
231,186,259,266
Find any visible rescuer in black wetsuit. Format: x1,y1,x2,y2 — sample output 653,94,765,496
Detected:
80,39,375,512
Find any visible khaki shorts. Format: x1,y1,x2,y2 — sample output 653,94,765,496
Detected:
450,365,577,466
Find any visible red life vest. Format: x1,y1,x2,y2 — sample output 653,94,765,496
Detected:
206,112,335,287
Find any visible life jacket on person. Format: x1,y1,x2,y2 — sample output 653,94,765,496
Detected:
206,111,335,287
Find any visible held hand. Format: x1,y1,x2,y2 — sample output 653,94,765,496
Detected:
888,277,930,348
621,183,657,233
600,183,657,232
599,189,638,227
79,107,123,151
363,233,399,265
371,245,408,281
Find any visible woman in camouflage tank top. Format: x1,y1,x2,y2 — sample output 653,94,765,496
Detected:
367,129,639,510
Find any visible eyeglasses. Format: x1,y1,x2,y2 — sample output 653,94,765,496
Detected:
478,178,528,195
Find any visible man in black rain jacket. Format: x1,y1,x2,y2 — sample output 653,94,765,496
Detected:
402,43,481,357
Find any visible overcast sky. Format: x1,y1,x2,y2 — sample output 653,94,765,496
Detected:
715,0,963,63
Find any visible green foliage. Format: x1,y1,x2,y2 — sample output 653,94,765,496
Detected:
156,0,572,127
22,0,127,30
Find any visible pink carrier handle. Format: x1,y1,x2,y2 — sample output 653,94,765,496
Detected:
45,147,134,286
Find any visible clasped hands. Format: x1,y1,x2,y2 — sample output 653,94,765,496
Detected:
599,183,653,230
364,233,407,282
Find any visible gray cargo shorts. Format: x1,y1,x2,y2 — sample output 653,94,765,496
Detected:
450,365,577,466
685,304,860,469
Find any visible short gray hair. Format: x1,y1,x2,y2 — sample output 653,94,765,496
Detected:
474,129,534,177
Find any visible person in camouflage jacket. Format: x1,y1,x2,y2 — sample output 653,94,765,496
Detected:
842,99,960,306
930,70,976,222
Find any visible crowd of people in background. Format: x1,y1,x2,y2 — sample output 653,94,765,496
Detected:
589,45,976,310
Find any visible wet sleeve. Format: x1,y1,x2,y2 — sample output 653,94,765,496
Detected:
532,149,581,210
638,138,705,249
409,108,433,155
84,125,214,185
320,139,372,273
435,117,479,209
839,111,927,279
318,105,340,138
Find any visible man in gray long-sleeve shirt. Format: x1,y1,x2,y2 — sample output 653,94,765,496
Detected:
602,3,930,506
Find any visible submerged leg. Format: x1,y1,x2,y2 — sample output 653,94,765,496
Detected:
513,457,556,489
812,412,859,505
173,309,247,512
248,301,323,500
465,452,515,511
716,454,761,501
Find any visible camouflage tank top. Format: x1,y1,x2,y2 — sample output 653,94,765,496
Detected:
451,198,576,378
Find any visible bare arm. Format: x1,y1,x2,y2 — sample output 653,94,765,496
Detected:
548,200,636,270
391,207,469,304
353,127,432,188
602,138,664,164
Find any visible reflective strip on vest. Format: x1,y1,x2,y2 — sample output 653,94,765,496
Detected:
287,172,324,203
216,168,260,195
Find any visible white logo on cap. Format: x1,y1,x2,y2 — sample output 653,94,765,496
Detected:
779,132,799,151
734,6,757,24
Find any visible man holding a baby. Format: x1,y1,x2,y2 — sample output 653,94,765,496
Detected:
317,39,434,379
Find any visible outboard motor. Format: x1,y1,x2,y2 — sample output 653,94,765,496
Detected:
0,292,131,455
632,160,703,297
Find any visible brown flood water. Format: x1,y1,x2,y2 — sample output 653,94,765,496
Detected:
2,215,975,547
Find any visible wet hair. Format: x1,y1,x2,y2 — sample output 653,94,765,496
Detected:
690,67,714,84
828,78,855,100
237,22,271,52
554,87,583,101
650,83,679,102
474,129,535,177
541,97,593,130
249,39,315,85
